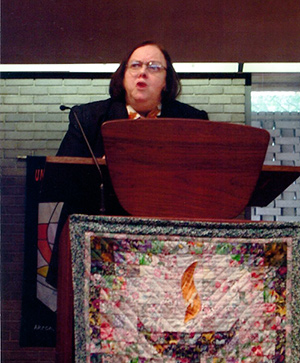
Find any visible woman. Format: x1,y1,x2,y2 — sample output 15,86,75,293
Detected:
57,40,208,157
47,42,208,287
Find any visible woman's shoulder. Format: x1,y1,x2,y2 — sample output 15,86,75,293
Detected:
72,98,112,115
162,100,209,120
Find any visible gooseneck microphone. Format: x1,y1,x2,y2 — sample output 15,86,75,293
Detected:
60,105,106,214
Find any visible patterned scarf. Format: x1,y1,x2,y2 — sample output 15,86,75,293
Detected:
127,105,161,119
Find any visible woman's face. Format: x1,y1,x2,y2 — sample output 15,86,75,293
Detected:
123,44,167,115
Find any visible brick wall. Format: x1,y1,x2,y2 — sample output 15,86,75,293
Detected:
0,75,245,362
251,112,300,222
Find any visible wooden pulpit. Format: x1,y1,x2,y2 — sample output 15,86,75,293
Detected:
102,118,270,219
40,118,300,362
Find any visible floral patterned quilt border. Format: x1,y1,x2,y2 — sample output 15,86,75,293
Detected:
69,215,300,363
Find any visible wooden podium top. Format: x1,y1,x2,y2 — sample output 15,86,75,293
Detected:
45,158,300,218
248,164,300,207
46,156,300,209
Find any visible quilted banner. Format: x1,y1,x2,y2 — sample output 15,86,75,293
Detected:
69,215,300,363
20,156,60,347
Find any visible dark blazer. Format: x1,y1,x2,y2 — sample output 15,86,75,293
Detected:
57,98,208,157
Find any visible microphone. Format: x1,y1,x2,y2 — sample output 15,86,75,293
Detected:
60,105,106,214
59,105,70,111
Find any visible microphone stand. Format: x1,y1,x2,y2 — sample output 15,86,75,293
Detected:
60,105,106,215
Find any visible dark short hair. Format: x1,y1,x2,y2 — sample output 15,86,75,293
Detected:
109,40,181,103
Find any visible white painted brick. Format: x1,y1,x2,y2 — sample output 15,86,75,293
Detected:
177,95,209,104
224,104,245,113
20,86,49,95
46,141,63,150
34,150,55,157
2,167,26,177
47,104,68,113
64,79,93,86
209,79,232,85
6,131,35,140
5,114,34,122
18,105,48,113
1,105,19,113
210,114,233,122
34,114,64,122
232,79,245,85
209,95,231,104
2,139,19,149
48,87,78,95
178,86,194,94
231,114,245,123
0,159,17,169
17,140,47,149
0,123,14,131
181,79,209,86
61,96,92,105
77,86,106,94
0,87,20,95
232,95,245,104
33,131,62,140
4,96,34,104
33,96,62,104
35,79,63,86
5,79,34,86
203,105,224,113
194,86,223,94
15,123,38,131
4,149,25,159
91,80,110,88
224,86,245,94
43,123,68,132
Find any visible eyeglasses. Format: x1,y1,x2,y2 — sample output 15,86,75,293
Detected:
127,60,167,74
